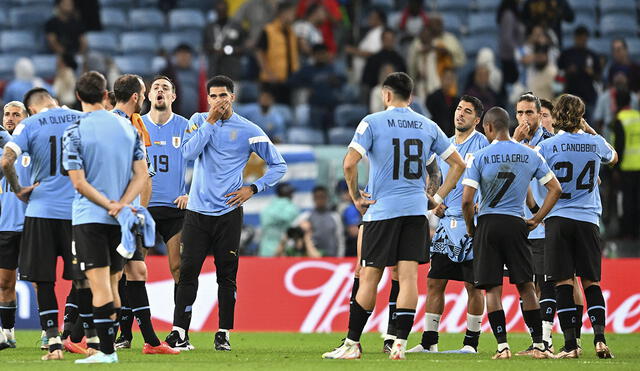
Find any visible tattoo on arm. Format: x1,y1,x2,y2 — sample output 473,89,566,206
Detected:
2,149,20,193
426,160,442,197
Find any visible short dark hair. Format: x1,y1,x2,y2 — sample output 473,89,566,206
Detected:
114,74,144,103
313,185,328,194
151,75,175,92
23,87,51,110
575,25,590,37
484,107,510,131
382,72,413,101
459,95,484,118
173,43,193,55
76,71,107,104
517,92,541,112
540,98,554,112
107,91,116,106
206,75,234,93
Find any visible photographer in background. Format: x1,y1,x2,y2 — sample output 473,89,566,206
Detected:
276,225,322,258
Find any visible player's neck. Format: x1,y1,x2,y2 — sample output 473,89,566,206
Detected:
81,102,104,113
150,109,172,125
114,103,134,118
494,132,511,141
386,101,409,109
454,128,474,144
222,109,233,121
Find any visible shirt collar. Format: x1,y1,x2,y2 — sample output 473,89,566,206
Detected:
455,129,477,145
149,113,174,127
112,108,129,119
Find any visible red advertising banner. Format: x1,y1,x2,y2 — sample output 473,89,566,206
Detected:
50,257,640,333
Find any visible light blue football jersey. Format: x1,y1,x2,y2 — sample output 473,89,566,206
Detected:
349,106,455,222
142,113,189,208
536,131,615,225
0,150,31,232
62,110,146,225
5,107,82,220
462,140,554,218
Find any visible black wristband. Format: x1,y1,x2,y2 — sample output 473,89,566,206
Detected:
250,184,258,194
529,204,540,214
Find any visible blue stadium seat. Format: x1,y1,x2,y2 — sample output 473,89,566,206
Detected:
568,0,597,14
600,0,637,15
293,104,310,126
100,8,128,31
328,127,355,145
99,0,130,9
0,11,7,30
237,81,259,103
31,54,57,80
287,127,324,145
273,104,293,127
168,9,206,31
129,8,166,31
461,35,498,58
627,39,640,61
333,104,369,127
441,13,462,35
160,31,202,53
0,31,37,54
589,37,613,57
600,15,637,38
434,0,469,12
120,32,158,55
371,0,394,12
86,31,119,55
9,6,52,29
114,56,153,77
475,0,501,11
11,0,53,5
0,54,19,79
468,12,496,34
561,13,597,36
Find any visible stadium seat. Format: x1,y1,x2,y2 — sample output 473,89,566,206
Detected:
86,31,119,55
11,0,54,4
468,13,496,34
561,13,597,36
0,54,19,79
0,12,7,30
98,0,130,9
114,55,153,77
9,6,52,29
627,39,640,61
441,13,462,35
287,127,324,145
120,32,158,56
293,104,310,126
434,0,469,12
600,15,638,38
371,0,394,12
160,31,202,53
129,8,166,31
237,81,259,103
100,8,128,31
568,0,597,14
273,104,293,127
589,37,613,57
0,31,37,54
31,54,57,80
333,104,369,127
474,0,501,11
600,0,637,15
168,9,206,31
328,127,355,145
461,35,498,58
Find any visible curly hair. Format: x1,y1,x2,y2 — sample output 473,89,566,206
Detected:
552,94,585,132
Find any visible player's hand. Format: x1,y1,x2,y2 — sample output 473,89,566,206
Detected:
206,100,230,125
526,218,540,231
581,118,597,135
354,192,376,216
433,203,447,218
15,182,39,203
108,201,127,217
173,195,189,209
513,122,530,142
225,186,254,208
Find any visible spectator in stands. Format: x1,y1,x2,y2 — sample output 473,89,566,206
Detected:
74,0,101,31
476,48,503,94
294,3,327,59
407,28,440,99
539,98,555,133
259,183,300,257
429,14,466,69
516,25,559,75
289,44,345,129
53,53,78,108
606,38,640,93
275,226,322,257
497,0,524,86
521,0,574,47
242,87,286,143
558,26,601,122
398,0,430,38
298,186,345,257
362,28,406,90
464,65,498,110
336,180,360,257
369,63,397,113
2,58,54,104
524,43,557,101
594,72,639,136
295,0,342,56
345,8,386,84
612,90,640,239
161,44,199,118
203,0,246,80
426,68,459,136
45,0,88,57
234,0,280,48
256,1,300,104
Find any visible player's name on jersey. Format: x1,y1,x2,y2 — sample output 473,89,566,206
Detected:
36,114,79,126
484,153,530,164
552,143,598,153
386,119,424,129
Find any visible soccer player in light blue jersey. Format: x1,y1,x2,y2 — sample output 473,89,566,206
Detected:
166,75,286,352
409,95,489,354
142,76,189,285
461,107,561,360
536,94,618,359
0,101,29,351
1,88,88,360
322,72,466,361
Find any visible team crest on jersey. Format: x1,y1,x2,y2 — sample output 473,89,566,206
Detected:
230,130,238,141
172,136,181,148
21,155,30,167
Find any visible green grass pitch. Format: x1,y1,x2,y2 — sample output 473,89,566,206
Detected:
2,331,638,370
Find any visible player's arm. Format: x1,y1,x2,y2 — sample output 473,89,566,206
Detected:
68,169,113,210
526,186,539,212
0,146,36,202
118,159,149,209
181,102,227,160
343,148,375,215
461,185,477,237
426,155,441,197
528,175,561,230
433,149,465,205
140,171,152,207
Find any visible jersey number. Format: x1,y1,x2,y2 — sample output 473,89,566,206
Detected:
554,160,596,199
392,138,423,180
153,155,169,173
489,172,515,207
49,136,68,176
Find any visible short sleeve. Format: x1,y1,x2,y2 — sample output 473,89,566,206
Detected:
461,154,481,189
349,120,372,156
430,125,455,160
534,152,554,185
0,128,12,148
5,122,30,156
595,135,615,164
62,123,83,171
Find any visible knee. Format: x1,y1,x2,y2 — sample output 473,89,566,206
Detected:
581,279,598,289
125,262,148,281
427,279,446,295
